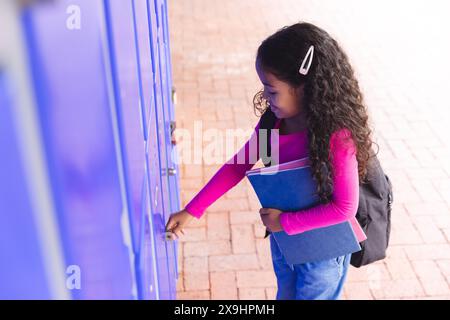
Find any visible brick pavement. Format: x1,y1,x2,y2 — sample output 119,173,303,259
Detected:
168,0,450,300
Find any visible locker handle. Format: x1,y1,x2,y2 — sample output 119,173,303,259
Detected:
170,121,177,145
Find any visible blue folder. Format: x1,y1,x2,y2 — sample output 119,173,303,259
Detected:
246,165,361,264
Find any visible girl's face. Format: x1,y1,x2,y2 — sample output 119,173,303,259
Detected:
255,58,304,119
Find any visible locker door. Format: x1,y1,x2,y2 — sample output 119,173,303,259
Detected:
146,144,172,300
132,0,172,300
104,0,171,299
22,0,134,299
132,0,152,139
152,0,179,297
143,0,176,299
159,0,182,283
138,169,158,300
103,0,146,254
156,0,181,221
0,72,51,299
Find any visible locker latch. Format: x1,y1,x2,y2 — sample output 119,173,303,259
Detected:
170,120,177,145
167,168,177,176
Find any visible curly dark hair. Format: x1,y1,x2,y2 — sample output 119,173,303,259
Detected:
253,22,377,203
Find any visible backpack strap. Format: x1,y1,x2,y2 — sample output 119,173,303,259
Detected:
259,109,278,239
259,108,278,168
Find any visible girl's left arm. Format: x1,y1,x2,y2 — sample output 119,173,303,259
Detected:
279,128,360,235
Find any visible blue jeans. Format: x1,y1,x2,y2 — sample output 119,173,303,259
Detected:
269,234,351,300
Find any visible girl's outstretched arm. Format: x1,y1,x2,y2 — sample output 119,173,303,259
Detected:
184,121,262,219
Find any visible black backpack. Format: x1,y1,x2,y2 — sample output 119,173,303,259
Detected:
259,109,393,268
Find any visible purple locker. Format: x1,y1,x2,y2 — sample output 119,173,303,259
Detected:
103,0,146,253
104,0,172,299
22,0,134,299
152,0,179,297
1,0,180,300
138,171,158,300
132,0,174,299
159,0,181,282
0,72,53,299
145,0,178,299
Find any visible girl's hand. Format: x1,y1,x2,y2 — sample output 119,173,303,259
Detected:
165,208,195,240
259,208,284,232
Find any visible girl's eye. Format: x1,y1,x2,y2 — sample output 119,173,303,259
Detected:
268,91,277,95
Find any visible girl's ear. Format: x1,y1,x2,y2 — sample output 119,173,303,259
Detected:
293,83,305,98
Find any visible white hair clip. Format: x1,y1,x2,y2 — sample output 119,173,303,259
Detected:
299,45,314,75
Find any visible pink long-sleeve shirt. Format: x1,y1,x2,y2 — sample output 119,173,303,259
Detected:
185,117,367,242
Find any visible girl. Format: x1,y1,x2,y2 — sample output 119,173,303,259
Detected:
166,22,373,300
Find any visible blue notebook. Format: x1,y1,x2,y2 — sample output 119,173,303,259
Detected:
246,162,361,264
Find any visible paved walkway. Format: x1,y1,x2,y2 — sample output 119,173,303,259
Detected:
168,0,450,299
